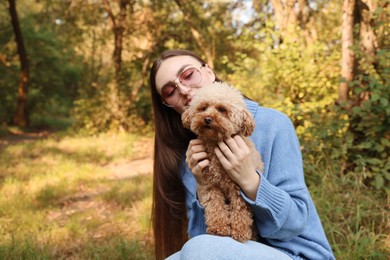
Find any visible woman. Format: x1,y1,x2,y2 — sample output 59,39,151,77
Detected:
149,49,335,260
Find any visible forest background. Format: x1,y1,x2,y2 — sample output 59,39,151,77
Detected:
0,0,389,259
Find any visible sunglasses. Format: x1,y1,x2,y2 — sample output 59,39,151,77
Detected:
161,64,205,107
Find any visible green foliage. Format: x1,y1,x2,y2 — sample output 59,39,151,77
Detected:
1,1,389,258
222,4,389,257
72,69,152,134
72,85,119,134
225,1,389,195
343,44,390,192
71,0,241,134
221,9,341,128
0,1,84,128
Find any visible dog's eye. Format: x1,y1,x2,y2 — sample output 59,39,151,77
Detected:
199,106,208,112
217,106,227,113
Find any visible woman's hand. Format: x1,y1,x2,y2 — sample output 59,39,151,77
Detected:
215,135,260,201
186,139,210,186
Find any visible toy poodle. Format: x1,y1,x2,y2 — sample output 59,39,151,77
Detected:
182,82,264,242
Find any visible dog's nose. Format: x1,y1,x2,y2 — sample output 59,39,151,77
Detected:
204,117,212,125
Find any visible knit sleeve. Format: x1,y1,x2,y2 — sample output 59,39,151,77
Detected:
186,197,207,237
242,108,310,241
180,164,207,238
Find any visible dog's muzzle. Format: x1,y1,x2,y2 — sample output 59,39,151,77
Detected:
204,117,212,125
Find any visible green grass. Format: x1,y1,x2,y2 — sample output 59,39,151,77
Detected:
0,131,388,259
102,175,153,206
305,156,389,259
0,132,154,259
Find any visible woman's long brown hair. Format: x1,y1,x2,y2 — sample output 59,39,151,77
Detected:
149,50,211,259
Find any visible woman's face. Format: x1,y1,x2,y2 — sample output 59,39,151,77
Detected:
155,55,216,114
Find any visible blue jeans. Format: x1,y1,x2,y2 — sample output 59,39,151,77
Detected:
166,234,293,260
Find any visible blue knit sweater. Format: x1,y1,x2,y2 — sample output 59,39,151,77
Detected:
180,99,335,260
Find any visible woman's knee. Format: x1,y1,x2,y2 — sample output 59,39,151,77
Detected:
180,234,248,259
181,234,223,259
179,234,292,260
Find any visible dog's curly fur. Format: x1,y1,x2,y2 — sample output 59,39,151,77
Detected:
182,82,264,242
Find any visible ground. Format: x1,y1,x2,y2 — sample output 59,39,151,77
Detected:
0,130,154,246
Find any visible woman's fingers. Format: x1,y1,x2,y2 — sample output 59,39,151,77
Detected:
192,151,208,162
232,135,248,150
214,146,231,169
192,136,258,195
189,139,203,146
186,139,209,183
217,139,234,160
217,136,249,162
194,158,210,174
223,137,240,154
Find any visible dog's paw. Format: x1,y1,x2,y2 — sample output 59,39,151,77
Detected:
207,225,231,237
231,229,252,242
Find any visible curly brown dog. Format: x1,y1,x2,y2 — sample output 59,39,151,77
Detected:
182,82,264,242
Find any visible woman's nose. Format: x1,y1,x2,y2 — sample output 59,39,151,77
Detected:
177,84,192,95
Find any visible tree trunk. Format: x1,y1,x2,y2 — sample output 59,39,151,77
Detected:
357,0,378,66
338,0,356,107
269,0,284,31
103,0,132,131
131,54,151,103
297,0,318,44
104,0,130,81
355,0,378,105
269,0,299,42
339,0,379,107
256,0,318,45
9,0,29,127
173,0,215,67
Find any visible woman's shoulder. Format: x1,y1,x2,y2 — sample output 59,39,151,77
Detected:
244,99,299,149
244,99,293,128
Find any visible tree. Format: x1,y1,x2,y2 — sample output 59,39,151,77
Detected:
339,0,382,108
172,0,238,69
173,0,216,67
339,0,356,107
8,0,29,127
338,0,388,190
103,0,133,131
104,0,132,80
255,0,318,44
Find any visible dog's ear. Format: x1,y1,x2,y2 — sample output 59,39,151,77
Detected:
241,109,255,136
181,108,191,129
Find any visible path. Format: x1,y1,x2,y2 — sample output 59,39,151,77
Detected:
0,130,154,177
0,129,51,149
